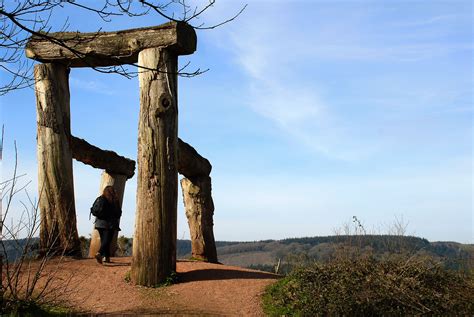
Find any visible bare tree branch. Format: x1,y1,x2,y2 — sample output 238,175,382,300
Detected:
0,0,246,94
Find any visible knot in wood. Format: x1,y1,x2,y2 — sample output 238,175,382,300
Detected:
161,97,171,109
128,38,140,50
154,94,173,118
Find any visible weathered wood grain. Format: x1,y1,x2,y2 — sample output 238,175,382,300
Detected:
132,47,178,286
181,176,218,263
26,21,196,67
177,139,211,178
35,63,81,256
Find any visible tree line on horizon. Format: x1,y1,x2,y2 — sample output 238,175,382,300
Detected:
4,234,472,273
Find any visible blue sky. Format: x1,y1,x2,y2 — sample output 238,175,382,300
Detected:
1,0,472,243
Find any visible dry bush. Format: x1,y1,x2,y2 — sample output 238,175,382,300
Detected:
1,143,73,315
264,216,474,315
264,256,474,316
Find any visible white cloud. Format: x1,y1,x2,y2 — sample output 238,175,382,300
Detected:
69,77,116,95
248,80,323,127
391,14,458,28
309,42,472,62
204,2,472,162
212,5,381,161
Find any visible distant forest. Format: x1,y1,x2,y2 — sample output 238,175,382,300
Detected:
177,235,472,273
205,235,473,273
4,235,473,274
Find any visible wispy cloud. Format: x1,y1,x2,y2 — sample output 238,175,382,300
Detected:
391,14,458,28
214,4,383,160
207,2,472,161
69,77,116,95
307,42,472,62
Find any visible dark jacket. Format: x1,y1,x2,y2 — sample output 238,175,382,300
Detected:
93,196,122,230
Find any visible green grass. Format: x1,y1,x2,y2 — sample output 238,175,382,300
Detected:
263,256,474,316
157,271,178,287
124,269,132,283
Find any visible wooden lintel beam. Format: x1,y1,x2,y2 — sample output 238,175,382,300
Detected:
25,21,196,67
177,139,212,179
70,136,135,178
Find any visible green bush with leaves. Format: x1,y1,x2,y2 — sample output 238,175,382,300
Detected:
264,256,474,316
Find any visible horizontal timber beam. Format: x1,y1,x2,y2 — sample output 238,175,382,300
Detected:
71,136,136,178
26,21,196,67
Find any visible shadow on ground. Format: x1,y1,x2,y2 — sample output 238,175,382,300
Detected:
103,261,131,267
178,268,280,283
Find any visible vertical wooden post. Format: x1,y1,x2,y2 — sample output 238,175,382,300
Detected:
181,176,218,263
88,171,127,257
132,48,178,286
35,63,80,256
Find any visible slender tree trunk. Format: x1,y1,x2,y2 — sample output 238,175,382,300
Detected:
181,176,218,263
132,48,178,286
88,171,127,258
35,63,80,256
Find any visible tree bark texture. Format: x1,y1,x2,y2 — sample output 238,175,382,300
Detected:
35,63,81,256
26,22,196,67
132,48,178,286
88,171,127,258
177,139,211,178
71,136,135,178
181,176,218,263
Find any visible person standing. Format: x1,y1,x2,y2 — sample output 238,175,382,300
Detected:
91,185,122,264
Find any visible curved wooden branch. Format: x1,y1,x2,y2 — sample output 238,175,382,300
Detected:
70,136,209,180
70,136,135,178
177,139,211,178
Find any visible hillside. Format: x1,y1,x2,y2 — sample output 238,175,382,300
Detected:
3,235,472,315
4,235,472,273
180,235,474,273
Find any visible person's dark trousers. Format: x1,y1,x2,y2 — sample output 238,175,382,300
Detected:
97,228,114,257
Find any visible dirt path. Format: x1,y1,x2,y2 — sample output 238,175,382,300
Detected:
44,257,279,315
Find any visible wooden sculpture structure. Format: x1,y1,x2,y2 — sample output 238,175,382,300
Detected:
26,21,217,286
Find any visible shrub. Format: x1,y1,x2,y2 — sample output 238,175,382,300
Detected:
263,256,474,316
1,142,74,316
2,299,72,316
